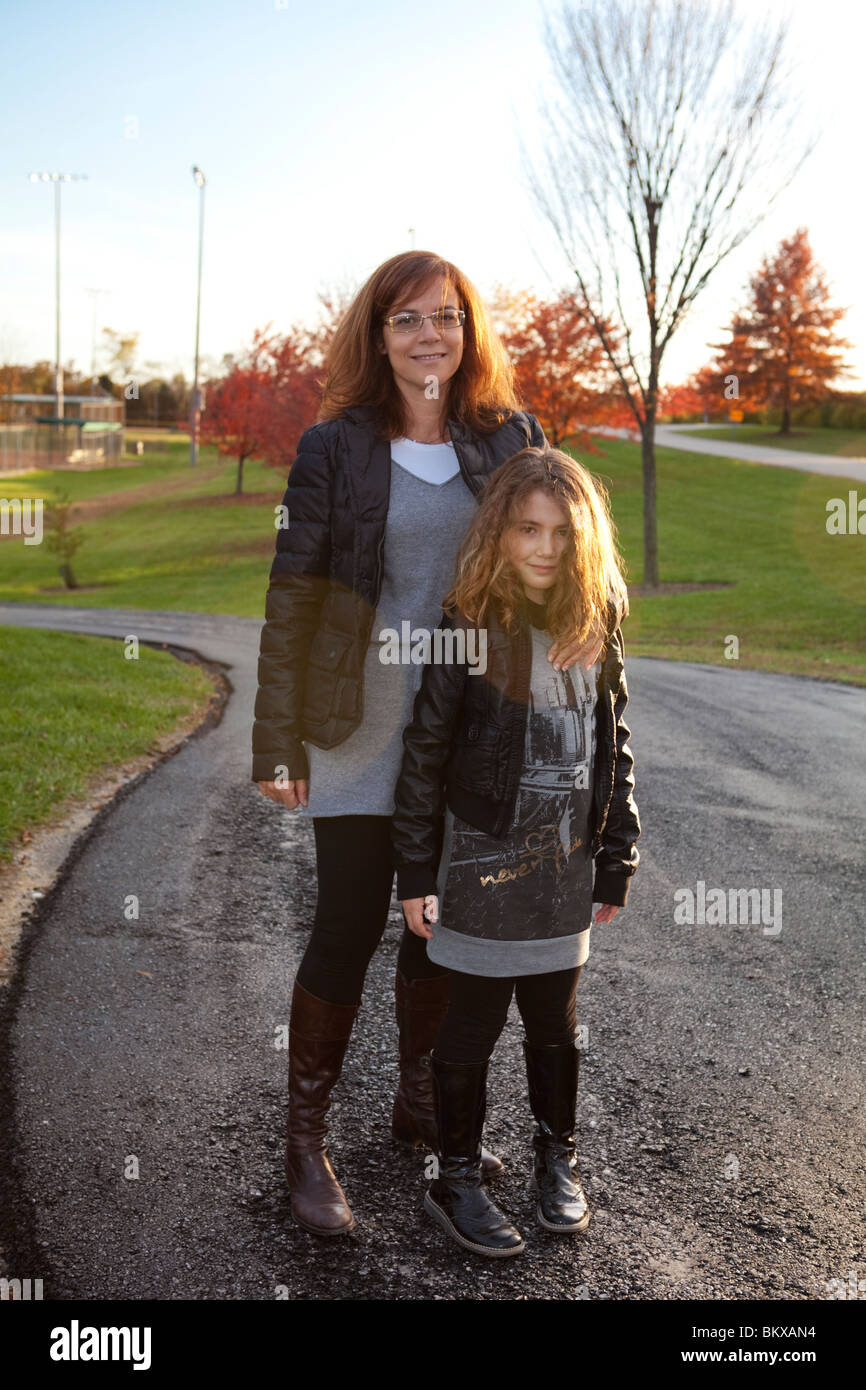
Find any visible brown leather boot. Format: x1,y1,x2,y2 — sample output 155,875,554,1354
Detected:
285,980,359,1236
391,969,504,1178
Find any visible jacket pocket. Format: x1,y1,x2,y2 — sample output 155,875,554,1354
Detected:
307,629,352,673
304,630,354,726
448,719,501,796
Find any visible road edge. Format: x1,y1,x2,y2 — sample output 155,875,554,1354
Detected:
0,639,232,991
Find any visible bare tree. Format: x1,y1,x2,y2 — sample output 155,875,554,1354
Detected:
100,327,139,381
523,0,814,586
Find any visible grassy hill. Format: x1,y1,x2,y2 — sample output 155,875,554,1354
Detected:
1,428,863,858
1,431,863,681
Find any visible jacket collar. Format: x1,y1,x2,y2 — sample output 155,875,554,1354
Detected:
340,404,486,513
342,403,380,428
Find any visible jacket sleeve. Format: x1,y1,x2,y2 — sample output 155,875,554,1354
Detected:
592,627,641,907
251,424,333,783
391,611,469,901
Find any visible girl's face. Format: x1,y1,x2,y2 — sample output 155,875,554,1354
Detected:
378,274,464,408
502,488,572,603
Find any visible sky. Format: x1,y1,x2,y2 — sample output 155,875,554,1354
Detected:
1,0,863,391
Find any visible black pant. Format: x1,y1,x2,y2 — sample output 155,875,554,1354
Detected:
434,966,582,1065
296,814,447,1005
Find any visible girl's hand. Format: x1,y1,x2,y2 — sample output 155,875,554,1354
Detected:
402,896,437,940
593,903,620,924
547,631,604,672
257,778,309,810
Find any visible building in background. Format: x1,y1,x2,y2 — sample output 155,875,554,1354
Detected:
0,393,125,472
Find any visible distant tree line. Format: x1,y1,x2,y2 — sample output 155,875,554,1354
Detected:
1,227,859,501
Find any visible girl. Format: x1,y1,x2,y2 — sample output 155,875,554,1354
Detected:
251,252,603,1237
392,446,641,1257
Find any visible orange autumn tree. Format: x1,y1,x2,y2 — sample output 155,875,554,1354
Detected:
201,330,272,495
202,323,323,492
657,379,708,422
705,228,852,433
490,286,622,448
254,328,322,475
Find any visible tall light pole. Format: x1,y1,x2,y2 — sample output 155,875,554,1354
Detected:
28,171,87,429
189,165,206,467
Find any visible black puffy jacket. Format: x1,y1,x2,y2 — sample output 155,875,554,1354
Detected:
251,403,548,783
390,596,641,908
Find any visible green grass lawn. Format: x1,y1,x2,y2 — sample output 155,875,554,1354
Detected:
0,428,863,857
674,424,866,456
0,625,215,862
0,437,282,613
582,439,865,682
1,432,864,682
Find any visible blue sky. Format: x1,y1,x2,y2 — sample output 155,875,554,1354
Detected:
2,0,863,389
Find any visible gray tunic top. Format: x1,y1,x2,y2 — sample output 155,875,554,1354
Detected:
427,597,600,977
296,444,478,817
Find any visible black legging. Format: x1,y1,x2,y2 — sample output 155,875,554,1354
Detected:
296,814,447,1005
434,966,582,1065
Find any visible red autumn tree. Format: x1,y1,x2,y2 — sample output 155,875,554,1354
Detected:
658,362,738,422
703,228,853,433
657,379,708,422
490,286,625,449
201,329,272,495
241,284,356,477
253,328,323,476
202,321,325,492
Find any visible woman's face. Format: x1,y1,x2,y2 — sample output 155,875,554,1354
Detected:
379,274,464,406
502,488,572,601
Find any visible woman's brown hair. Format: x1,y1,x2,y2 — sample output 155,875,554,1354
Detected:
318,251,522,438
443,446,629,648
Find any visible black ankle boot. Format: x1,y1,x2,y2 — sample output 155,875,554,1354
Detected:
523,1040,590,1233
423,1054,524,1258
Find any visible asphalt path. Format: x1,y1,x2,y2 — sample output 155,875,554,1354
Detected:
0,602,863,1301
595,423,866,483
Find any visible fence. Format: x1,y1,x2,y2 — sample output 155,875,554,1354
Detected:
0,422,125,473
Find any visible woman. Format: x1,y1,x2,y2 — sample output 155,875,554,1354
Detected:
391,447,640,1256
252,250,601,1238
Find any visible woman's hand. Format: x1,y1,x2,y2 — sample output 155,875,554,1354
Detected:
402,895,438,940
257,778,309,810
593,903,620,924
547,630,604,672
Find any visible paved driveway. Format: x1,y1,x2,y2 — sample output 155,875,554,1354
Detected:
591,424,866,482
0,602,863,1300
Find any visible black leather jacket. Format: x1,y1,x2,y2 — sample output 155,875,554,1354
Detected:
251,404,547,783
391,596,641,908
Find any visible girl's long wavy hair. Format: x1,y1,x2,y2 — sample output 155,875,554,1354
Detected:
443,447,629,647
318,251,522,438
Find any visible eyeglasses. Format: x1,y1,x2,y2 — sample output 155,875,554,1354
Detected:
383,308,465,334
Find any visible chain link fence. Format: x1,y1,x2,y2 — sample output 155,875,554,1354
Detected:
0,423,125,473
